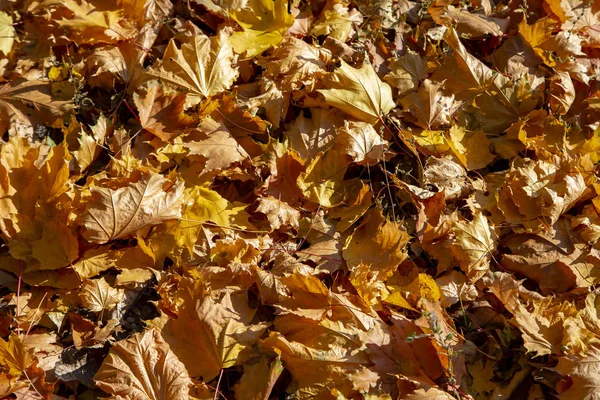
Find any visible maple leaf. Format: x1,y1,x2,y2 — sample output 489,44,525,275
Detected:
86,25,157,89
519,17,558,66
184,119,249,172
158,278,267,380
0,78,72,137
71,246,117,279
0,334,35,378
336,120,389,166
133,81,196,141
256,196,300,231
262,315,371,398
80,278,124,315
148,29,238,102
73,115,110,172
94,329,192,399
318,59,395,124
230,0,295,58
312,3,363,42
79,173,185,243
497,158,587,232
400,80,455,129
500,218,596,293
385,51,427,95
429,4,509,37
0,140,78,271
0,11,16,56
343,208,410,280
234,356,284,400
258,37,326,92
451,211,497,282
297,149,349,207
446,125,495,170
54,0,128,44
285,108,344,160
118,0,173,25
555,348,600,400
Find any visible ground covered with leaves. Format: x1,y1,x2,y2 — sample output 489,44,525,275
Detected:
0,0,600,398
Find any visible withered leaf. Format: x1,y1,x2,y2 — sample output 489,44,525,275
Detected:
79,173,185,243
94,329,192,399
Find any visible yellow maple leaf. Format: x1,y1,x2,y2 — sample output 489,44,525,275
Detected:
148,29,239,103
0,11,16,56
230,0,295,59
318,59,395,124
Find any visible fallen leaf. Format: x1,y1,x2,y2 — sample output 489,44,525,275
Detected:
256,196,300,230
94,329,192,399
79,173,185,243
318,59,395,124
230,0,295,58
158,279,267,380
0,12,16,56
148,29,238,102
343,208,410,280
336,120,389,166
400,79,455,129
80,278,124,315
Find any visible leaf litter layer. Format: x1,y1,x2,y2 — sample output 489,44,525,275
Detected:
0,0,599,399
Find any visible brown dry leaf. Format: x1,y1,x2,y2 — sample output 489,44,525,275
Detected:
0,140,79,271
158,278,267,380
385,51,427,96
423,156,471,201
262,314,371,398
234,356,284,400
555,348,600,400
519,17,558,66
80,278,124,314
285,108,344,160
400,79,455,129
336,120,389,166
86,25,157,89
497,158,587,232
435,270,477,308
0,12,15,56
230,0,295,58
451,211,497,282
148,29,238,103
184,119,249,173
79,173,185,243
256,196,300,231
420,210,496,281
258,37,326,91
255,267,332,319
119,0,173,25
311,3,363,42
343,208,410,280
500,218,596,294
430,4,509,37
404,386,458,400
0,78,72,137
52,0,128,44
549,71,576,115
94,329,192,399
74,115,110,172
318,59,395,124
133,81,196,141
